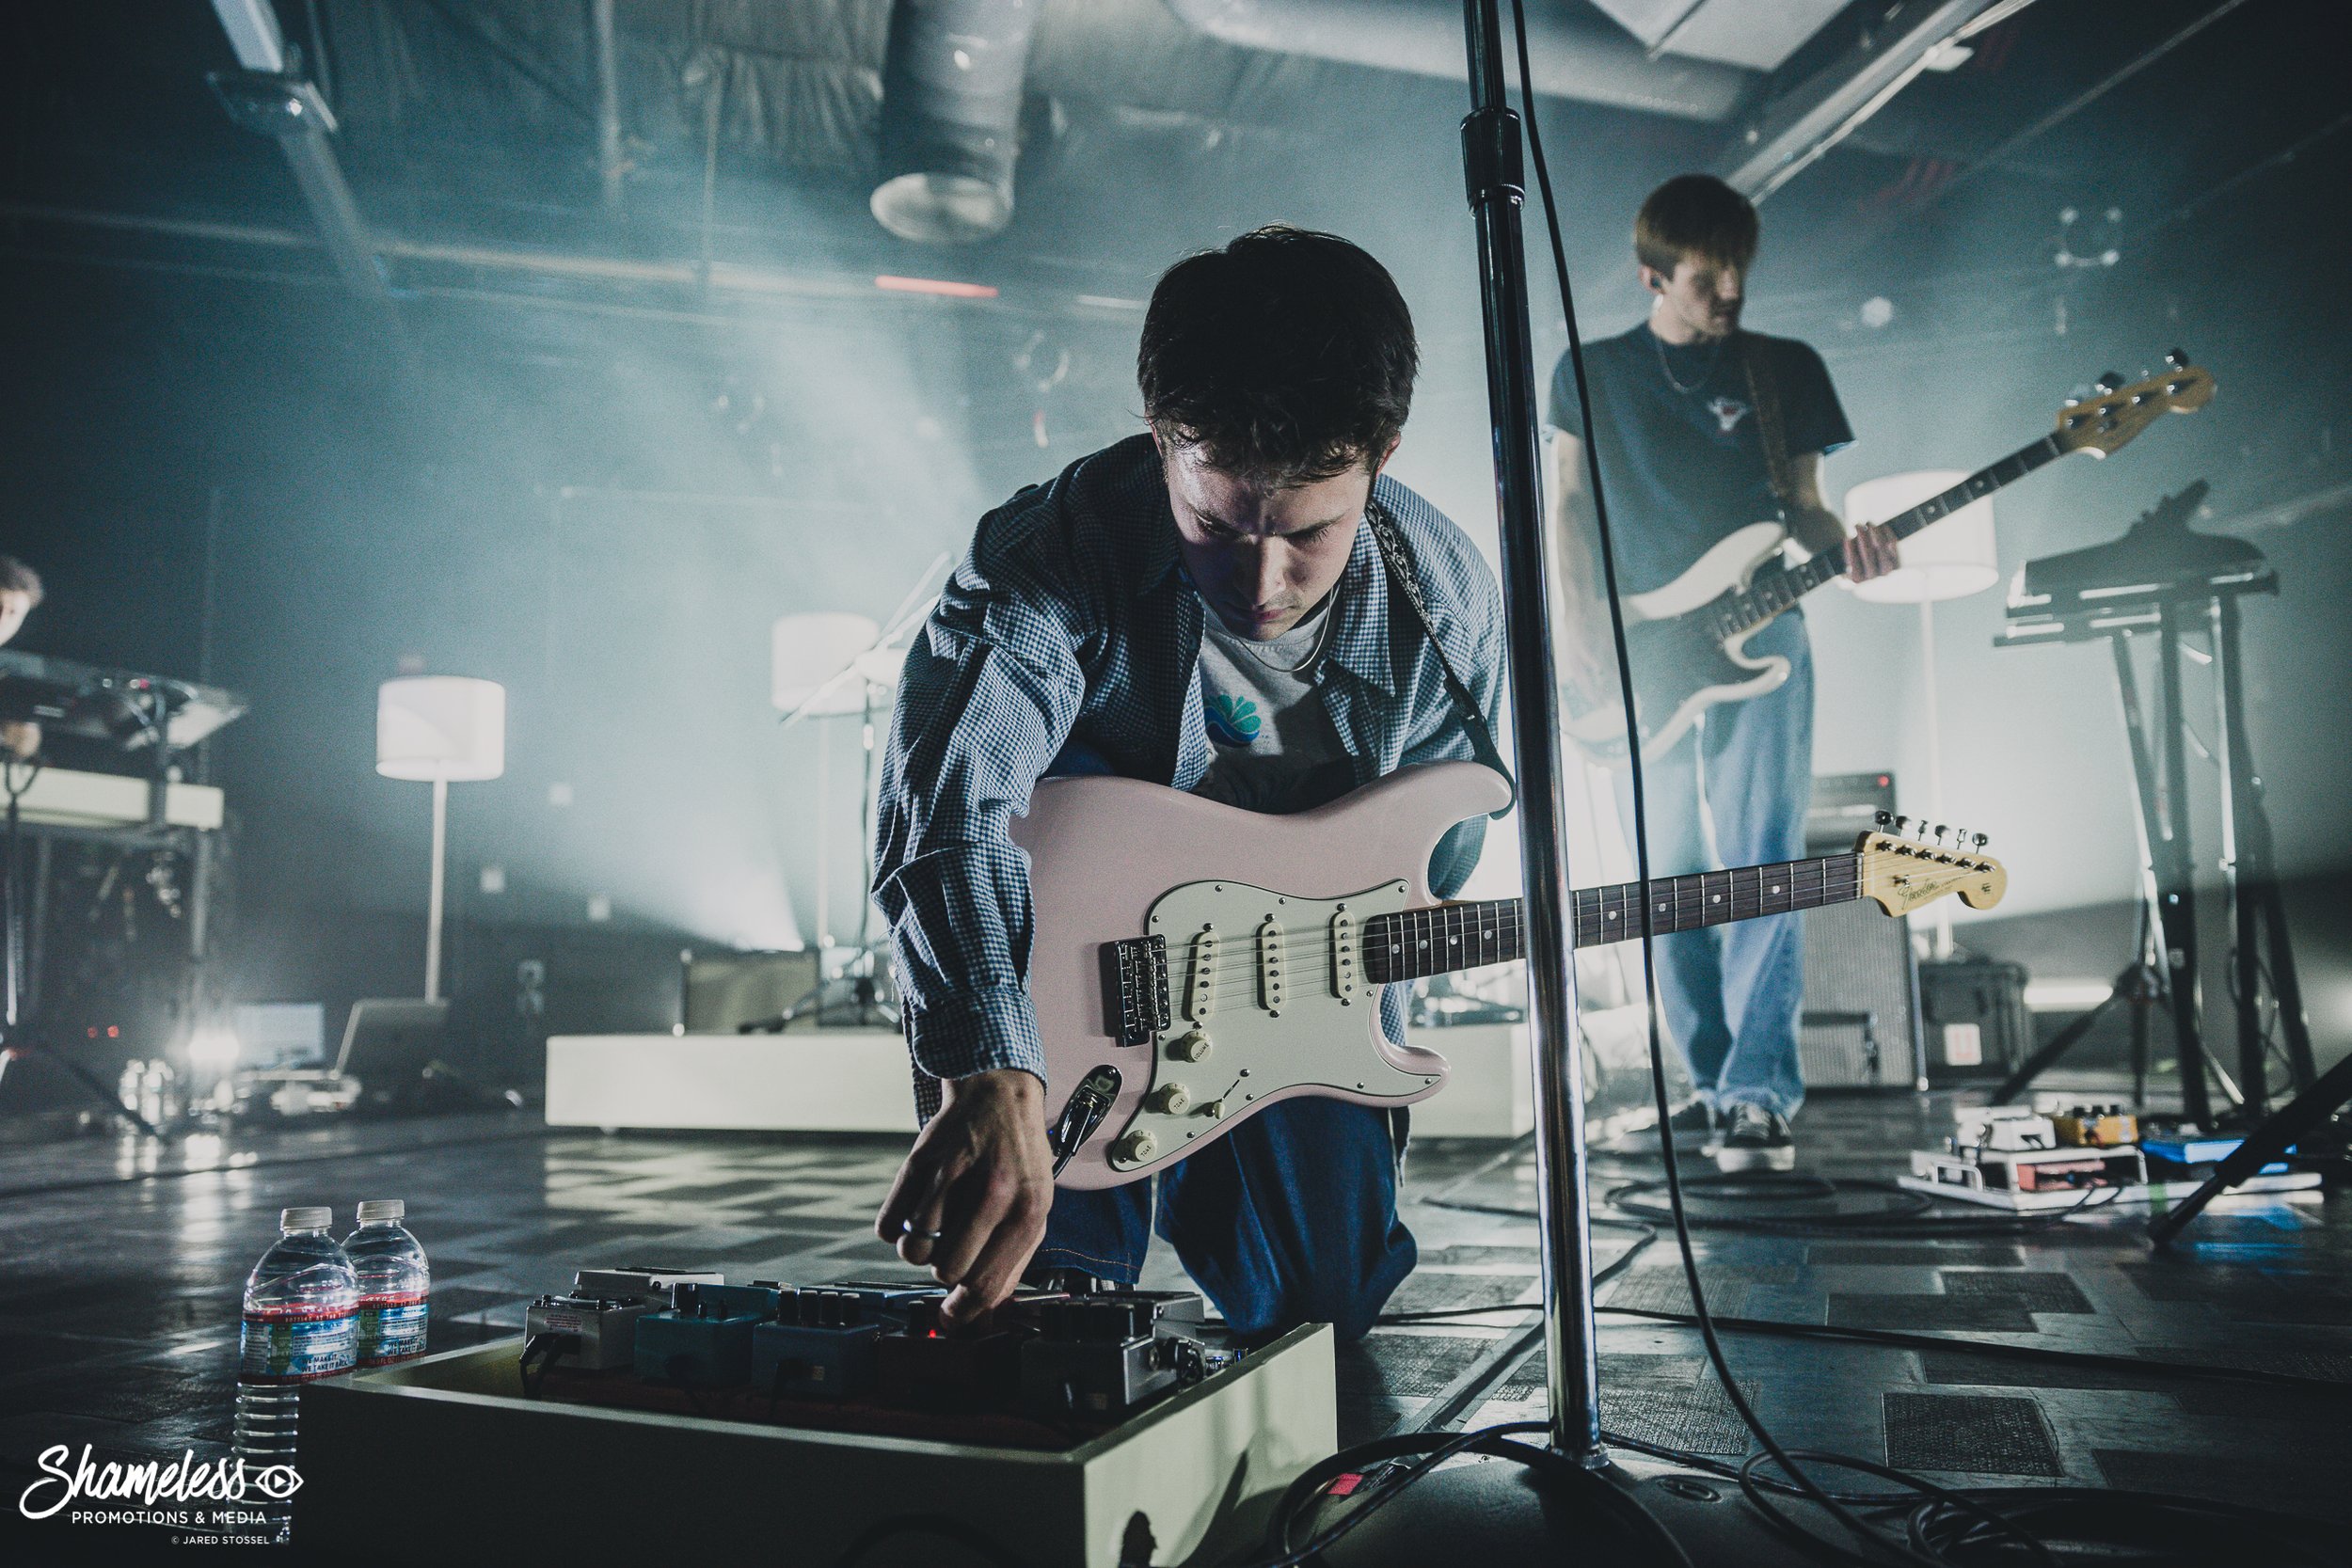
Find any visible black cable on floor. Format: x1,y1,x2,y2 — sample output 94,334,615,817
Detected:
1604,1170,2128,1237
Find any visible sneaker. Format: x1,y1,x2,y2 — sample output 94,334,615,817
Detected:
1664,1100,1717,1152
1713,1104,1795,1172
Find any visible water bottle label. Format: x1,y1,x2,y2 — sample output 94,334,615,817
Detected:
239,1308,357,1383
356,1294,429,1366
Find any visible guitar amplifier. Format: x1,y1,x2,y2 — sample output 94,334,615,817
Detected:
1799,770,1923,1091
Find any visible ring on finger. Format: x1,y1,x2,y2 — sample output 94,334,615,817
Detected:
901,1221,947,1242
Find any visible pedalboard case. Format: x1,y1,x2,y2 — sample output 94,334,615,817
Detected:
300,1319,1334,1565
1917,957,2030,1085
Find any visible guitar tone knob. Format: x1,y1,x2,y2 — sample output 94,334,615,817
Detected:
1149,1083,1191,1115
1112,1130,1158,1164
1168,1030,1213,1063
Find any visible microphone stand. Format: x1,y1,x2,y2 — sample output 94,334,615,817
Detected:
1456,0,1604,1466
1327,4,1680,1561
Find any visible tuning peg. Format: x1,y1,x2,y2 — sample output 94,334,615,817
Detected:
1874,809,1894,829
1891,815,1912,837
2095,372,2123,394
1971,832,1990,850
2164,347,2187,371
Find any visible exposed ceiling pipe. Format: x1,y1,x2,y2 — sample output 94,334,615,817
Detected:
1161,0,1754,121
591,0,626,213
873,0,1046,245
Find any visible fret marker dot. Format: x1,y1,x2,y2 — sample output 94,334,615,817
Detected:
1710,895,1721,904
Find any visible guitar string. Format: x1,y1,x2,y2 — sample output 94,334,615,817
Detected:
1168,864,1869,988
1159,859,1867,974
1168,874,1858,979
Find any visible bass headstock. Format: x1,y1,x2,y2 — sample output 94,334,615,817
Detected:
2054,352,2215,457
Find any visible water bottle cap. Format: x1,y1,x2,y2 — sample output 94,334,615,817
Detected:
280,1206,333,1231
356,1200,405,1223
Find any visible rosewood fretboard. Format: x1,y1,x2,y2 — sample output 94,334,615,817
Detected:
1360,853,1862,986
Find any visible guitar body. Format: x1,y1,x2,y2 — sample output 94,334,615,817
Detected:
1563,521,1793,761
1009,761,1511,1190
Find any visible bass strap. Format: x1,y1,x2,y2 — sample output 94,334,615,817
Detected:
1361,500,1518,816
1741,332,1800,519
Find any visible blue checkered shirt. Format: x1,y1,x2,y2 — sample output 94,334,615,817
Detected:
873,434,1506,1120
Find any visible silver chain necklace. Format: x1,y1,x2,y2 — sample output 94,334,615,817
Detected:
1651,327,1725,395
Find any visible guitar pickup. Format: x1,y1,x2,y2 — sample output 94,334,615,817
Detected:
1330,910,1358,1004
1113,936,1170,1047
1186,928,1219,1023
1258,914,1285,1014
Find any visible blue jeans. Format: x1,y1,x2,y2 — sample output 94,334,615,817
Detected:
1614,610,1813,1118
1034,1098,1416,1344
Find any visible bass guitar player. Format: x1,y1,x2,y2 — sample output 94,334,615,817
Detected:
1547,174,1899,1174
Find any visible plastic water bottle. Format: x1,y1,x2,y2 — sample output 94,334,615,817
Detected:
344,1199,431,1368
234,1207,357,1544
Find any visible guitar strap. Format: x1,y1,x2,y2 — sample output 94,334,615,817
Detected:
1741,333,1800,521
1361,500,1518,816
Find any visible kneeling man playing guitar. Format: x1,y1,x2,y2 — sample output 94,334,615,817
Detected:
866,223,2004,1344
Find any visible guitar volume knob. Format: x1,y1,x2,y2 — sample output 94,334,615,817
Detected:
1168,1029,1213,1062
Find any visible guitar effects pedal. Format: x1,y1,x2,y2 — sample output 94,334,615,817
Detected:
573,1265,725,1305
633,1284,780,1387
750,1285,939,1401
524,1292,657,1371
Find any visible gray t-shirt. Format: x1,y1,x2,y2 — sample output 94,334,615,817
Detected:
1192,589,1356,815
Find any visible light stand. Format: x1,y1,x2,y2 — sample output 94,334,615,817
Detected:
376,677,506,1002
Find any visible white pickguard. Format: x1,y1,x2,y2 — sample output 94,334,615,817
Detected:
1104,877,1438,1175
1562,520,1796,762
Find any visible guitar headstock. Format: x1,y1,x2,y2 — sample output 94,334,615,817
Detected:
2053,352,2215,457
1856,816,2008,918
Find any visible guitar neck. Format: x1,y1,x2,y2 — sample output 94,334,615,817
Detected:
1723,434,2066,638
1361,853,1862,985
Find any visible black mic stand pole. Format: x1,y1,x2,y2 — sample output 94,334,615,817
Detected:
1455,0,1605,1466
1325,6,1677,1562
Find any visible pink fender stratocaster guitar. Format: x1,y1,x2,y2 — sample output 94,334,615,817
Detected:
1009,761,2007,1189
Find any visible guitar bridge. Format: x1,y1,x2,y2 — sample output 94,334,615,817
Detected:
1113,935,1170,1046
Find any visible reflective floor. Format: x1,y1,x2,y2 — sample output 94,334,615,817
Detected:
2,1094,2346,1560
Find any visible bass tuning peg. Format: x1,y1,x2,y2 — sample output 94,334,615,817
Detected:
2095,371,2123,394
2164,347,2187,371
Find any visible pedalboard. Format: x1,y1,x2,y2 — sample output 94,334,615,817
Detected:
1901,1101,2320,1210
518,1270,1230,1438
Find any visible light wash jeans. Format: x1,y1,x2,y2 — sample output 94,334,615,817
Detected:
1613,610,1814,1118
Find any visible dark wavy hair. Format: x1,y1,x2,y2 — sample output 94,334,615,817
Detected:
1634,174,1759,277
1137,226,1419,487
